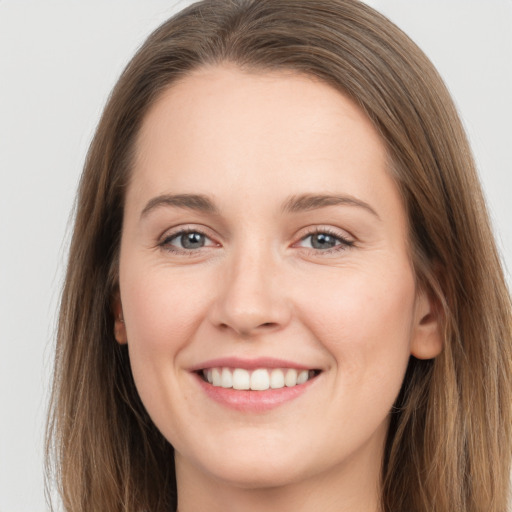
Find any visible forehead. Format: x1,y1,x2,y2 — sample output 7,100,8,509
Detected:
128,64,401,223
136,65,384,156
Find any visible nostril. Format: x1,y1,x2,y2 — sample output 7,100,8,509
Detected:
215,316,285,337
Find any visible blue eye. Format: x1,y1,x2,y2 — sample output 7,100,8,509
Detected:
306,233,339,249
176,232,206,249
161,230,214,252
298,230,353,252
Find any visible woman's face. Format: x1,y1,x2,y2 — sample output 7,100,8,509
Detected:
115,65,440,493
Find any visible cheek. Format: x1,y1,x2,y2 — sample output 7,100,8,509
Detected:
119,263,213,405
118,263,218,441
299,262,416,386
122,265,210,350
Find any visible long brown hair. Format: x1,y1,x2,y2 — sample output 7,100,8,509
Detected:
46,1,512,510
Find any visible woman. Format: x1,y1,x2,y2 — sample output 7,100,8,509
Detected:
46,1,512,511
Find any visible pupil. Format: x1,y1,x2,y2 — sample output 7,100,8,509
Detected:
312,233,336,249
181,232,204,249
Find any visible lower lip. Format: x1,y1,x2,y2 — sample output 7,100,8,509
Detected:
193,373,318,412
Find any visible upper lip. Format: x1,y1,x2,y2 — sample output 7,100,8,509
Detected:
189,357,319,372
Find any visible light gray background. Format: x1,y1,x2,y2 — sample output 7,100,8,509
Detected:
1,1,511,510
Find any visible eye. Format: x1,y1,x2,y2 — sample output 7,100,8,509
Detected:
160,229,217,253
297,229,354,253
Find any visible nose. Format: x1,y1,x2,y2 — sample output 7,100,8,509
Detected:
209,246,291,338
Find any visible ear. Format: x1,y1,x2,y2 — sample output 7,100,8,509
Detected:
112,291,128,345
410,287,443,359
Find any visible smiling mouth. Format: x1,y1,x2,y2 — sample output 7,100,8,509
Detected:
199,367,322,391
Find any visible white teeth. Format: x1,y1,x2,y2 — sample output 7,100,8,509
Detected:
297,370,309,384
251,369,270,391
221,368,233,388
212,368,221,386
285,368,298,387
232,368,250,390
202,367,317,390
270,368,285,389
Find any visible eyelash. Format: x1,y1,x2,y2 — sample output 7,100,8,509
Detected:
158,227,354,255
159,227,216,256
297,227,355,254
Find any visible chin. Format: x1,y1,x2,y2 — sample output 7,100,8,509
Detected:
207,459,308,490
177,439,314,490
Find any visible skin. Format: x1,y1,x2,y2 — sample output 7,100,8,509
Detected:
114,65,442,512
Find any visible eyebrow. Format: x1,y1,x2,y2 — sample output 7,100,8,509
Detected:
282,193,380,219
140,192,380,220
141,193,219,218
